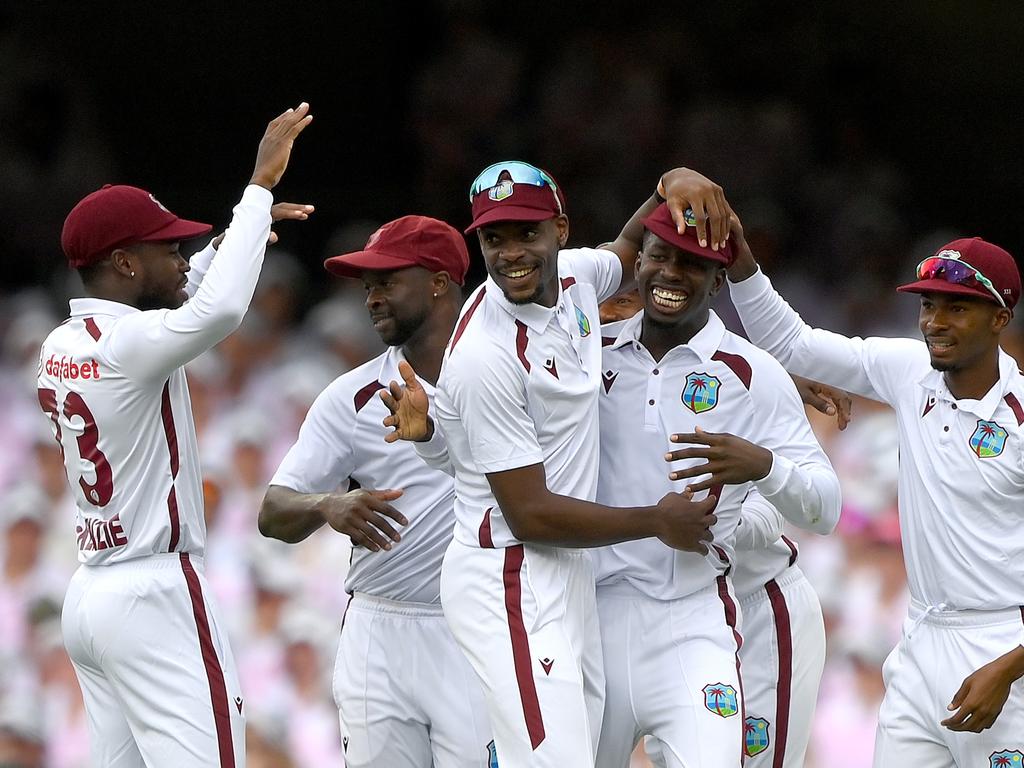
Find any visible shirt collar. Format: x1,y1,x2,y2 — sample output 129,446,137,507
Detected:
484,275,563,333
68,297,140,318
916,348,1020,420
608,310,727,363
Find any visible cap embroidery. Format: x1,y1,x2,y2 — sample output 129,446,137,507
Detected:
488,180,514,201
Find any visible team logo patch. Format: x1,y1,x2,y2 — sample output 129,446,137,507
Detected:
682,372,721,413
702,682,739,718
487,740,500,767
602,370,618,393
683,207,698,227
990,750,1023,768
936,248,962,260
970,419,1008,458
744,717,770,756
489,180,514,201
575,305,591,337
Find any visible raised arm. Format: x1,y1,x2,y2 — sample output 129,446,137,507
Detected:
107,104,314,382
603,168,733,291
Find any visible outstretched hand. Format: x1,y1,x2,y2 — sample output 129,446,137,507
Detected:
321,488,408,552
212,201,315,249
665,426,773,493
792,375,853,430
381,360,434,443
660,167,733,252
250,102,313,190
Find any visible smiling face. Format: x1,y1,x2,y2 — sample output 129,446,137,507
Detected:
362,266,437,347
918,291,1006,372
476,216,567,307
636,231,725,335
130,240,190,310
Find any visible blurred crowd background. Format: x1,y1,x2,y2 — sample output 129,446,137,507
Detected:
1,2,1023,766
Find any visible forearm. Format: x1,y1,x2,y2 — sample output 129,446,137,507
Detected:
258,485,327,543
503,491,659,548
184,240,218,298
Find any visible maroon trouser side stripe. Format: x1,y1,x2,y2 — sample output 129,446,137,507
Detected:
717,575,746,763
765,578,794,768
503,545,546,749
180,553,235,767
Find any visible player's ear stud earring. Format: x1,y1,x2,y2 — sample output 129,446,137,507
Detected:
130,271,135,278
433,293,438,298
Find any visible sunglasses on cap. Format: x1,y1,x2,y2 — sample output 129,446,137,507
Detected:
915,256,1007,308
468,161,563,215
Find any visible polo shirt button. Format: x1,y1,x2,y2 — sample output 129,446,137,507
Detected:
653,369,660,375
951,403,957,410
648,399,655,405
943,426,950,432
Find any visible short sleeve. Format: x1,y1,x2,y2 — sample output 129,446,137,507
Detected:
560,247,623,303
271,384,357,493
443,346,543,474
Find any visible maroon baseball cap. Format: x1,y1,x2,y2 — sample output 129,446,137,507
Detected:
896,237,1021,311
641,203,735,266
465,162,567,233
324,215,470,285
61,185,213,268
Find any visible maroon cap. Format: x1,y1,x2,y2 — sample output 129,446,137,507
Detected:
465,172,566,234
61,185,213,268
324,215,470,285
641,203,735,266
896,237,1021,311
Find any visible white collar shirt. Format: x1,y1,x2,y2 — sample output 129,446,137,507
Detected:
730,268,1024,611
592,311,840,600
271,347,454,603
434,247,621,549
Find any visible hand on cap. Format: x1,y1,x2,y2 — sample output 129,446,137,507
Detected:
792,375,853,431
381,360,434,443
725,211,758,282
660,167,732,252
250,102,313,191
212,201,315,249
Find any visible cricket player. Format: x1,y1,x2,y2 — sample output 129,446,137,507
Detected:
258,215,495,767
37,103,313,767
380,161,734,768
726,220,1024,766
591,203,841,768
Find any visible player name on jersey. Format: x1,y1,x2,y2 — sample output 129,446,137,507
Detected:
76,513,128,551
44,354,102,381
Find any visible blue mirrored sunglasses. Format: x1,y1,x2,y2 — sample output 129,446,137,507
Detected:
468,161,562,214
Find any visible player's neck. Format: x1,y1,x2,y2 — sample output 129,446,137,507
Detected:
401,307,459,386
942,347,1001,401
639,313,708,363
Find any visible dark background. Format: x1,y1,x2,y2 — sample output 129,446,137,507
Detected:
3,1,1023,306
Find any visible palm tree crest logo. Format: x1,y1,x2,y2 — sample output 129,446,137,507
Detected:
989,750,1023,768
970,420,1007,458
683,372,721,414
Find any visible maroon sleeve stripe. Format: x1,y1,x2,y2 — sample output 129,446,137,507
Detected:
515,320,531,372
560,276,576,290
450,287,487,351
84,317,102,340
180,553,236,767
764,579,794,768
1005,392,1024,426
711,350,752,390
503,545,546,749
160,381,181,551
353,380,385,413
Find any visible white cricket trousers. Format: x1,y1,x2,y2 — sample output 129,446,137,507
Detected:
596,577,745,768
62,553,244,768
333,592,494,767
440,540,605,768
737,565,825,767
874,598,1024,767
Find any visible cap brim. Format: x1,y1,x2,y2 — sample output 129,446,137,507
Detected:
138,217,213,244
323,249,419,278
642,217,733,265
895,278,1000,304
464,206,557,234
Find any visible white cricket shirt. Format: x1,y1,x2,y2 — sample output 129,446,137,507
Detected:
435,247,622,549
37,185,273,565
591,311,840,601
730,268,1024,611
270,347,455,604
729,498,801,598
